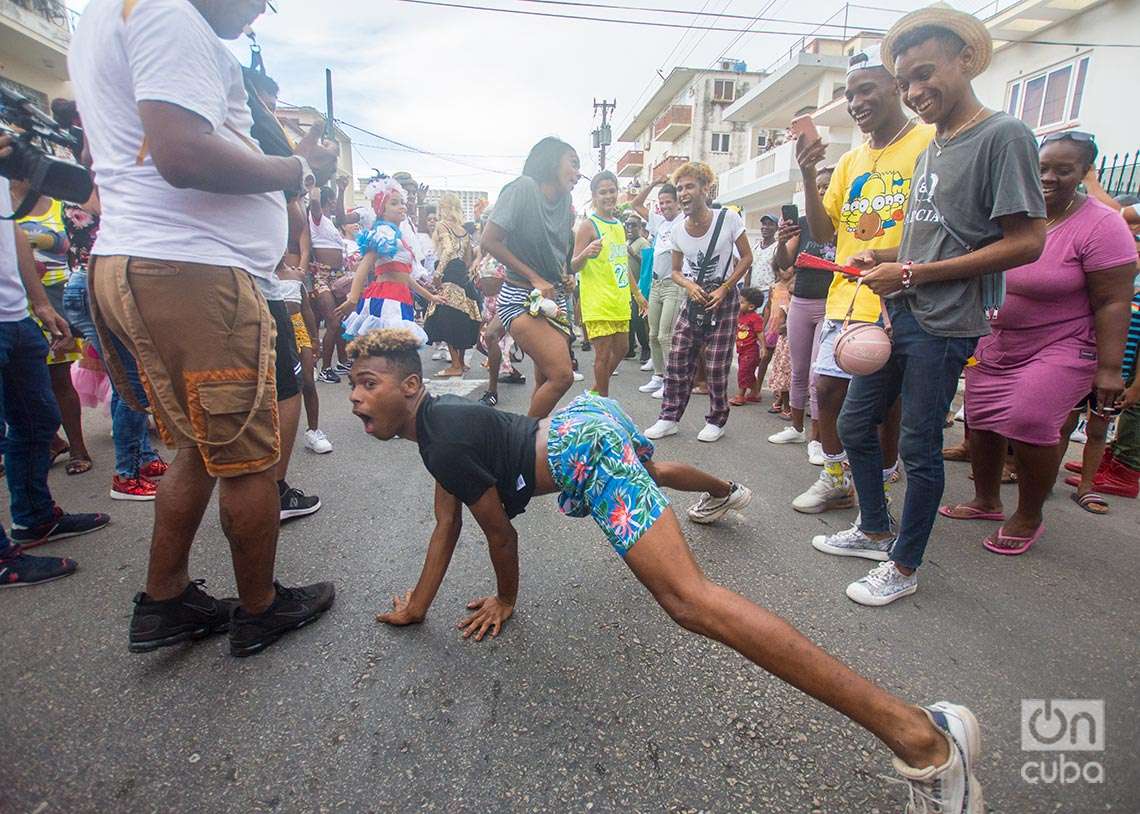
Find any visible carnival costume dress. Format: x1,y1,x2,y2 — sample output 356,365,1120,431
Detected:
341,219,429,345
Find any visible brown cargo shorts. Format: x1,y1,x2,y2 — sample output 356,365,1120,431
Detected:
90,256,280,478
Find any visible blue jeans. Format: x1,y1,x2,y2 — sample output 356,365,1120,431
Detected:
838,304,977,570
0,318,62,553
62,270,158,478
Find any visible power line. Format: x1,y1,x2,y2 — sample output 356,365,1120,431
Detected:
334,118,516,175
393,0,1140,46
511,0,890,30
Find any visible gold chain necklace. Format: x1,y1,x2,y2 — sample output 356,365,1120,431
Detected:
870,120,914,171
1046,196,1077,229
933,107,988,156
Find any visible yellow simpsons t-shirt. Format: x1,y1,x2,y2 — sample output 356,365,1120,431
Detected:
823,123,934,323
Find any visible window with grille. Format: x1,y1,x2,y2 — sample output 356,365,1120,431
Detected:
1005,55,1091,132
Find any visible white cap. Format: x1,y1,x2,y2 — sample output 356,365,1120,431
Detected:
847,44,885,76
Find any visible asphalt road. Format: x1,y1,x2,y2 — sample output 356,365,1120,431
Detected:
2,348,1137,813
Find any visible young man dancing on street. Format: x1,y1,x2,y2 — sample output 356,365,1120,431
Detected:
349,327,985,812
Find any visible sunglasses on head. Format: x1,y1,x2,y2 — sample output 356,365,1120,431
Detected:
1041,130,1096,146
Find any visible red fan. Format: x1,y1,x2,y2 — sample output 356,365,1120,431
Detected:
795,252,864,278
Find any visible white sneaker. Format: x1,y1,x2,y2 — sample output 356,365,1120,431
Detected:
304,428,333,454
793,470,855,514
651,386,664,399
807,440,825,466
954,406,965,422
431,349,447,361
811,524,895,560
572,371,585,382
890,703,985,814
1070,416,1087,444
688,482,752,524
697,423,725,443
768,426,807,444
846,561,917,606
639,375,664,394
640,359,654,372
644,419,678,439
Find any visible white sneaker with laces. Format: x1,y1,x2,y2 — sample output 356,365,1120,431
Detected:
768,426,807,444
793,470,855,514
651,386,664,399
887,702,984,813
639,375,664,393
644,419,678,439
697,423,725,443
304,429,333,454
807,440,825,466
846,561,917,606
640,359,654,371
688,483,752,524
811,524,894,560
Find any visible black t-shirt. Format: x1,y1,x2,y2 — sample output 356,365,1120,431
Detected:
792,216,836,300
415,394,540,518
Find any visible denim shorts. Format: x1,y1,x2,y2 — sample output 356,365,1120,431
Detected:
813,319,851,380
547,393,669,556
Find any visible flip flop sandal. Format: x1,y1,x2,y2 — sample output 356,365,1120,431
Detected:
779,410,793,421
1063,461,1083,474
50,444,70,466
729,396,748,406
745,394,762,403
983,523,1045,556
434,370,463,379
498,371,527,384
1063,475,1081,489
968,467,1018,484
1072,492,1109,514
939,504,1005,521
767,404,782,414
942,446,970,462
65,457,93,476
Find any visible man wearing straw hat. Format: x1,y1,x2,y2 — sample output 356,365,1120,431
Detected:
823,3,1046,607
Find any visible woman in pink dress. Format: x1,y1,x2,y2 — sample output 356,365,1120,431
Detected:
939,132,1136,554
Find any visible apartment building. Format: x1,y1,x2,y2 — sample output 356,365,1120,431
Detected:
423,188,489,222
0,0,72,110
614,60,768,194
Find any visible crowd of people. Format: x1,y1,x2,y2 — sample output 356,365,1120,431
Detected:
2,0,1139,810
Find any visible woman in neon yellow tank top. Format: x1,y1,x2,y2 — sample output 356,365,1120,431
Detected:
571,171,647,396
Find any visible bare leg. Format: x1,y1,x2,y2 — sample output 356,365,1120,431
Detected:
316,291,339,369
485,319,504,397
1004,439,1064,536
145,448,217,601
1077,413,1109,498
275,393,301,483
592,333,626,397
50,362,90,461
815,375,849,455
509,315,573,419
299,347,320,432
623,510,949,769
951,428,1006,514
218,467,280,614
645,459,729,498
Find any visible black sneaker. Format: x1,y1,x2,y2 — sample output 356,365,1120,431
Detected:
333,362,352,375
478,390,498,407
0,546,77,588
10,506,110,549
498,370,526,385
129,580,237,653
317,368,340,384
280,487,321,522
229,581,336,657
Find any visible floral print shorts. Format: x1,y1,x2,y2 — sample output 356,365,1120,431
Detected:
547,393,670,557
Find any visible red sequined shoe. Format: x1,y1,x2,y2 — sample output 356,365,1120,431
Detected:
111,476,158,502
139,458,169,479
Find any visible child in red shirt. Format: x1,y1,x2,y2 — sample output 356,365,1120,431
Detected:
731,287,766,406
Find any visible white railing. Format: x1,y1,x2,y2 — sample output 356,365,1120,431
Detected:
719,139,847,197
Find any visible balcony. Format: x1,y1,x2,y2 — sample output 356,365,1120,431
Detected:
0,0,72,87
718,139,847,206
616,149,645,178
652,105,693,142
651,155,689,185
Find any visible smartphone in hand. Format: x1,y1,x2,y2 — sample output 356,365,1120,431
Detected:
790,114,820,144
781,204,799,223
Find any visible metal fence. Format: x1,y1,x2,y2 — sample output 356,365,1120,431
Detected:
1096,150,1139,199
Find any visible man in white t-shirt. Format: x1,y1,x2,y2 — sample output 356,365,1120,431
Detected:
642,164,754,443
630,181,683,395
0,166,111,586
70,0,338,657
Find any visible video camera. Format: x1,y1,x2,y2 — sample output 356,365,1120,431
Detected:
0,86,94,217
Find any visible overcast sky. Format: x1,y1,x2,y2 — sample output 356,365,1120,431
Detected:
70,0,973,206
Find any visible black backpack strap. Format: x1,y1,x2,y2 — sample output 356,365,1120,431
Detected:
693,208,728,287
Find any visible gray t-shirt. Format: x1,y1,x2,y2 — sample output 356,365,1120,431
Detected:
488,176,573,288
895,112,1045,338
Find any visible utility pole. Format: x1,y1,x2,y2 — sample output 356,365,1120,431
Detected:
592,98,616,171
